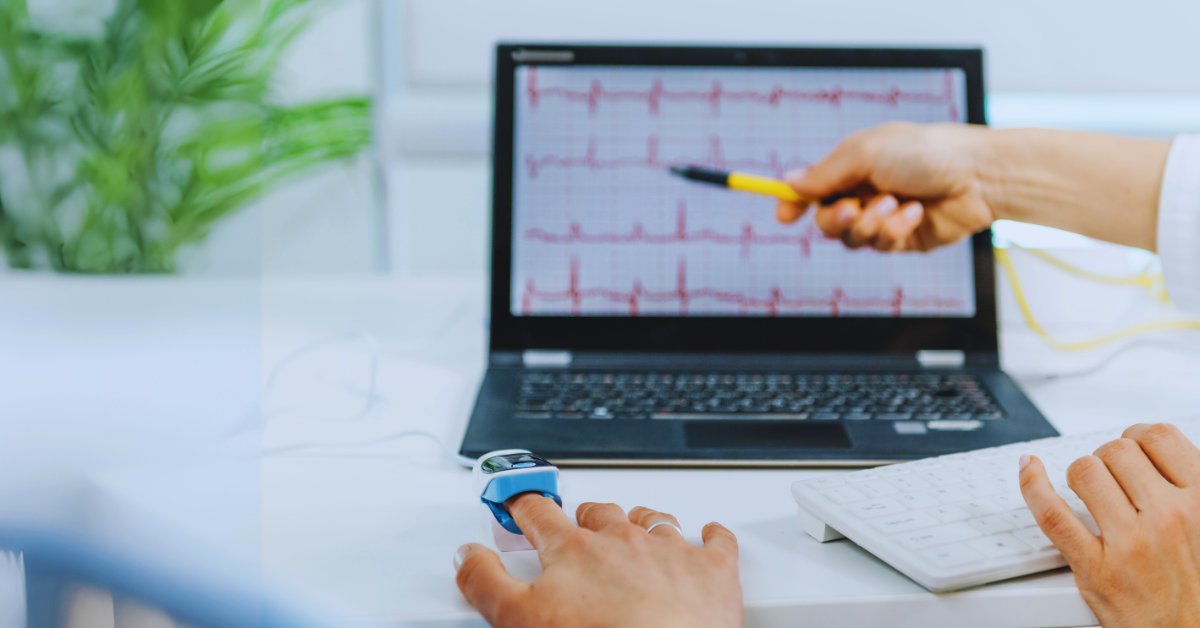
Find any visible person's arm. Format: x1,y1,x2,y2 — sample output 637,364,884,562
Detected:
1019,423,1200,627
777,123,1171,252
454,496,742,627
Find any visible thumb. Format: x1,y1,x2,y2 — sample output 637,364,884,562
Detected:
454,543,531,623
787,137,872,198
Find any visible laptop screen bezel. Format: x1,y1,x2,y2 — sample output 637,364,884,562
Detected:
489,44,995,355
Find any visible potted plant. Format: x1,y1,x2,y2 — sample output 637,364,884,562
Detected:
0,0,371,273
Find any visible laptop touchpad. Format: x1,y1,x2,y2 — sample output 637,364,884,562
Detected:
685,422,852,449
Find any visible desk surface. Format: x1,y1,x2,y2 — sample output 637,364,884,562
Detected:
5,249,1200,627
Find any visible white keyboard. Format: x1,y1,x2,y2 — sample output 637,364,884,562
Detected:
792,423,1200,592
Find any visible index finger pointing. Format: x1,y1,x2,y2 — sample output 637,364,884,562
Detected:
1018,455,1099,568
506,493,575,552
788,135,873,199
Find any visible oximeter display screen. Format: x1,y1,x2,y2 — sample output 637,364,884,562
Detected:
481,452,553,474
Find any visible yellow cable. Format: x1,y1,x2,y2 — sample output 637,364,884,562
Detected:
1014,245,1170,303
995,247,1200,352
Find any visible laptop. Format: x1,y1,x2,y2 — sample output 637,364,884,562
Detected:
460,44,1057,466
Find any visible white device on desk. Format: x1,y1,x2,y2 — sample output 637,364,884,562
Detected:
474,449,562,551
792,422,1200,592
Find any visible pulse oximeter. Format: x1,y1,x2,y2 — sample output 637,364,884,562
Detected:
473,449,561,551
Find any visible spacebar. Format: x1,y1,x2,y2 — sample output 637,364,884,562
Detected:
652,413,811,420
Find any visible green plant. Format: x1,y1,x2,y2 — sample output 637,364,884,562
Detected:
0,0,371,273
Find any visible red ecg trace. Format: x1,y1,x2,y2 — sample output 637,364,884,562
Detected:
522,199,823,259
515,67,971,318
525,135,810,179
525,67,961,121
519,258,966,317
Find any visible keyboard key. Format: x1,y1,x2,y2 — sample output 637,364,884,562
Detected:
928,505,971,523
931,486,972,504
1013,526,1055,551
821,486,868,504
924,542,985,568
992,493,1026,511
959,498,1003,517
897,492,940,509
899,522,981,550
851,499,908,518
918,470,961,487
967,515,1014,535
889,474,932,492
858,480,898,498
1003,510,1038,529
872,511,941,534
805,475,846,490
968,533,1032,558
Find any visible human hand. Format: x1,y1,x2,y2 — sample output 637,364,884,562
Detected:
1019,423,1200,627
454,495,743,628
776,122,995,252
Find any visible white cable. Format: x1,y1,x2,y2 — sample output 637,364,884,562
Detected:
221,330,383,439
235,324,477,469
261,330,383,424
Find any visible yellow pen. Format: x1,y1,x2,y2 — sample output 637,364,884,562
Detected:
668,165,838,205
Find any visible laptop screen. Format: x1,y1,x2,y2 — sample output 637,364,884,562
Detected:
509,64,975,319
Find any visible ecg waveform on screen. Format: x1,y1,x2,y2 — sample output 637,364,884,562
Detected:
511,66,974,318
523,200,822,259
525,136,811,179
519,258,966,317
525,67,961,121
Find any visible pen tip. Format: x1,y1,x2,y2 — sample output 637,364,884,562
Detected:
668,165,687,176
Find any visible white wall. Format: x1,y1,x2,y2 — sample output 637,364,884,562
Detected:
194,0,382,275
402,0,1200,93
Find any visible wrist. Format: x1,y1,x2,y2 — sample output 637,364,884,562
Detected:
969,126,1017,222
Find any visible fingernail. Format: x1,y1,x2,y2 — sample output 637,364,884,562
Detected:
784,168,807,182
1019,454,1032,470
903,203,923,221
837,205,856,225
453,544,470,571
875,196,899,216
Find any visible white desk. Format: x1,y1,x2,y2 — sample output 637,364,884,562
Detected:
4,248,1199,627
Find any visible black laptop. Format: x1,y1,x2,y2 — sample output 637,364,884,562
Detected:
460,44,1056,466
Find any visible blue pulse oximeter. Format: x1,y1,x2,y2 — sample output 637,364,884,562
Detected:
474,449,562,551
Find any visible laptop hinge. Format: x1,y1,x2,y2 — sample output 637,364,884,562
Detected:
916,350,966,368
523,350,573,368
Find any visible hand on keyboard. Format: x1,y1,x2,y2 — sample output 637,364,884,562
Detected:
1018,422,1200,628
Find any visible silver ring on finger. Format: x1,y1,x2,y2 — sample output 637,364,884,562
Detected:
645,520,684,537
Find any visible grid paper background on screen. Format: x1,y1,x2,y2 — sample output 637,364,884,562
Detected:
510,65,976,318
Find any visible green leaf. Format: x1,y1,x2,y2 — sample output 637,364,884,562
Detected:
0,0,369,273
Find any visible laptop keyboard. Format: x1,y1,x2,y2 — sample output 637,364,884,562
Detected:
514,372,1004,421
